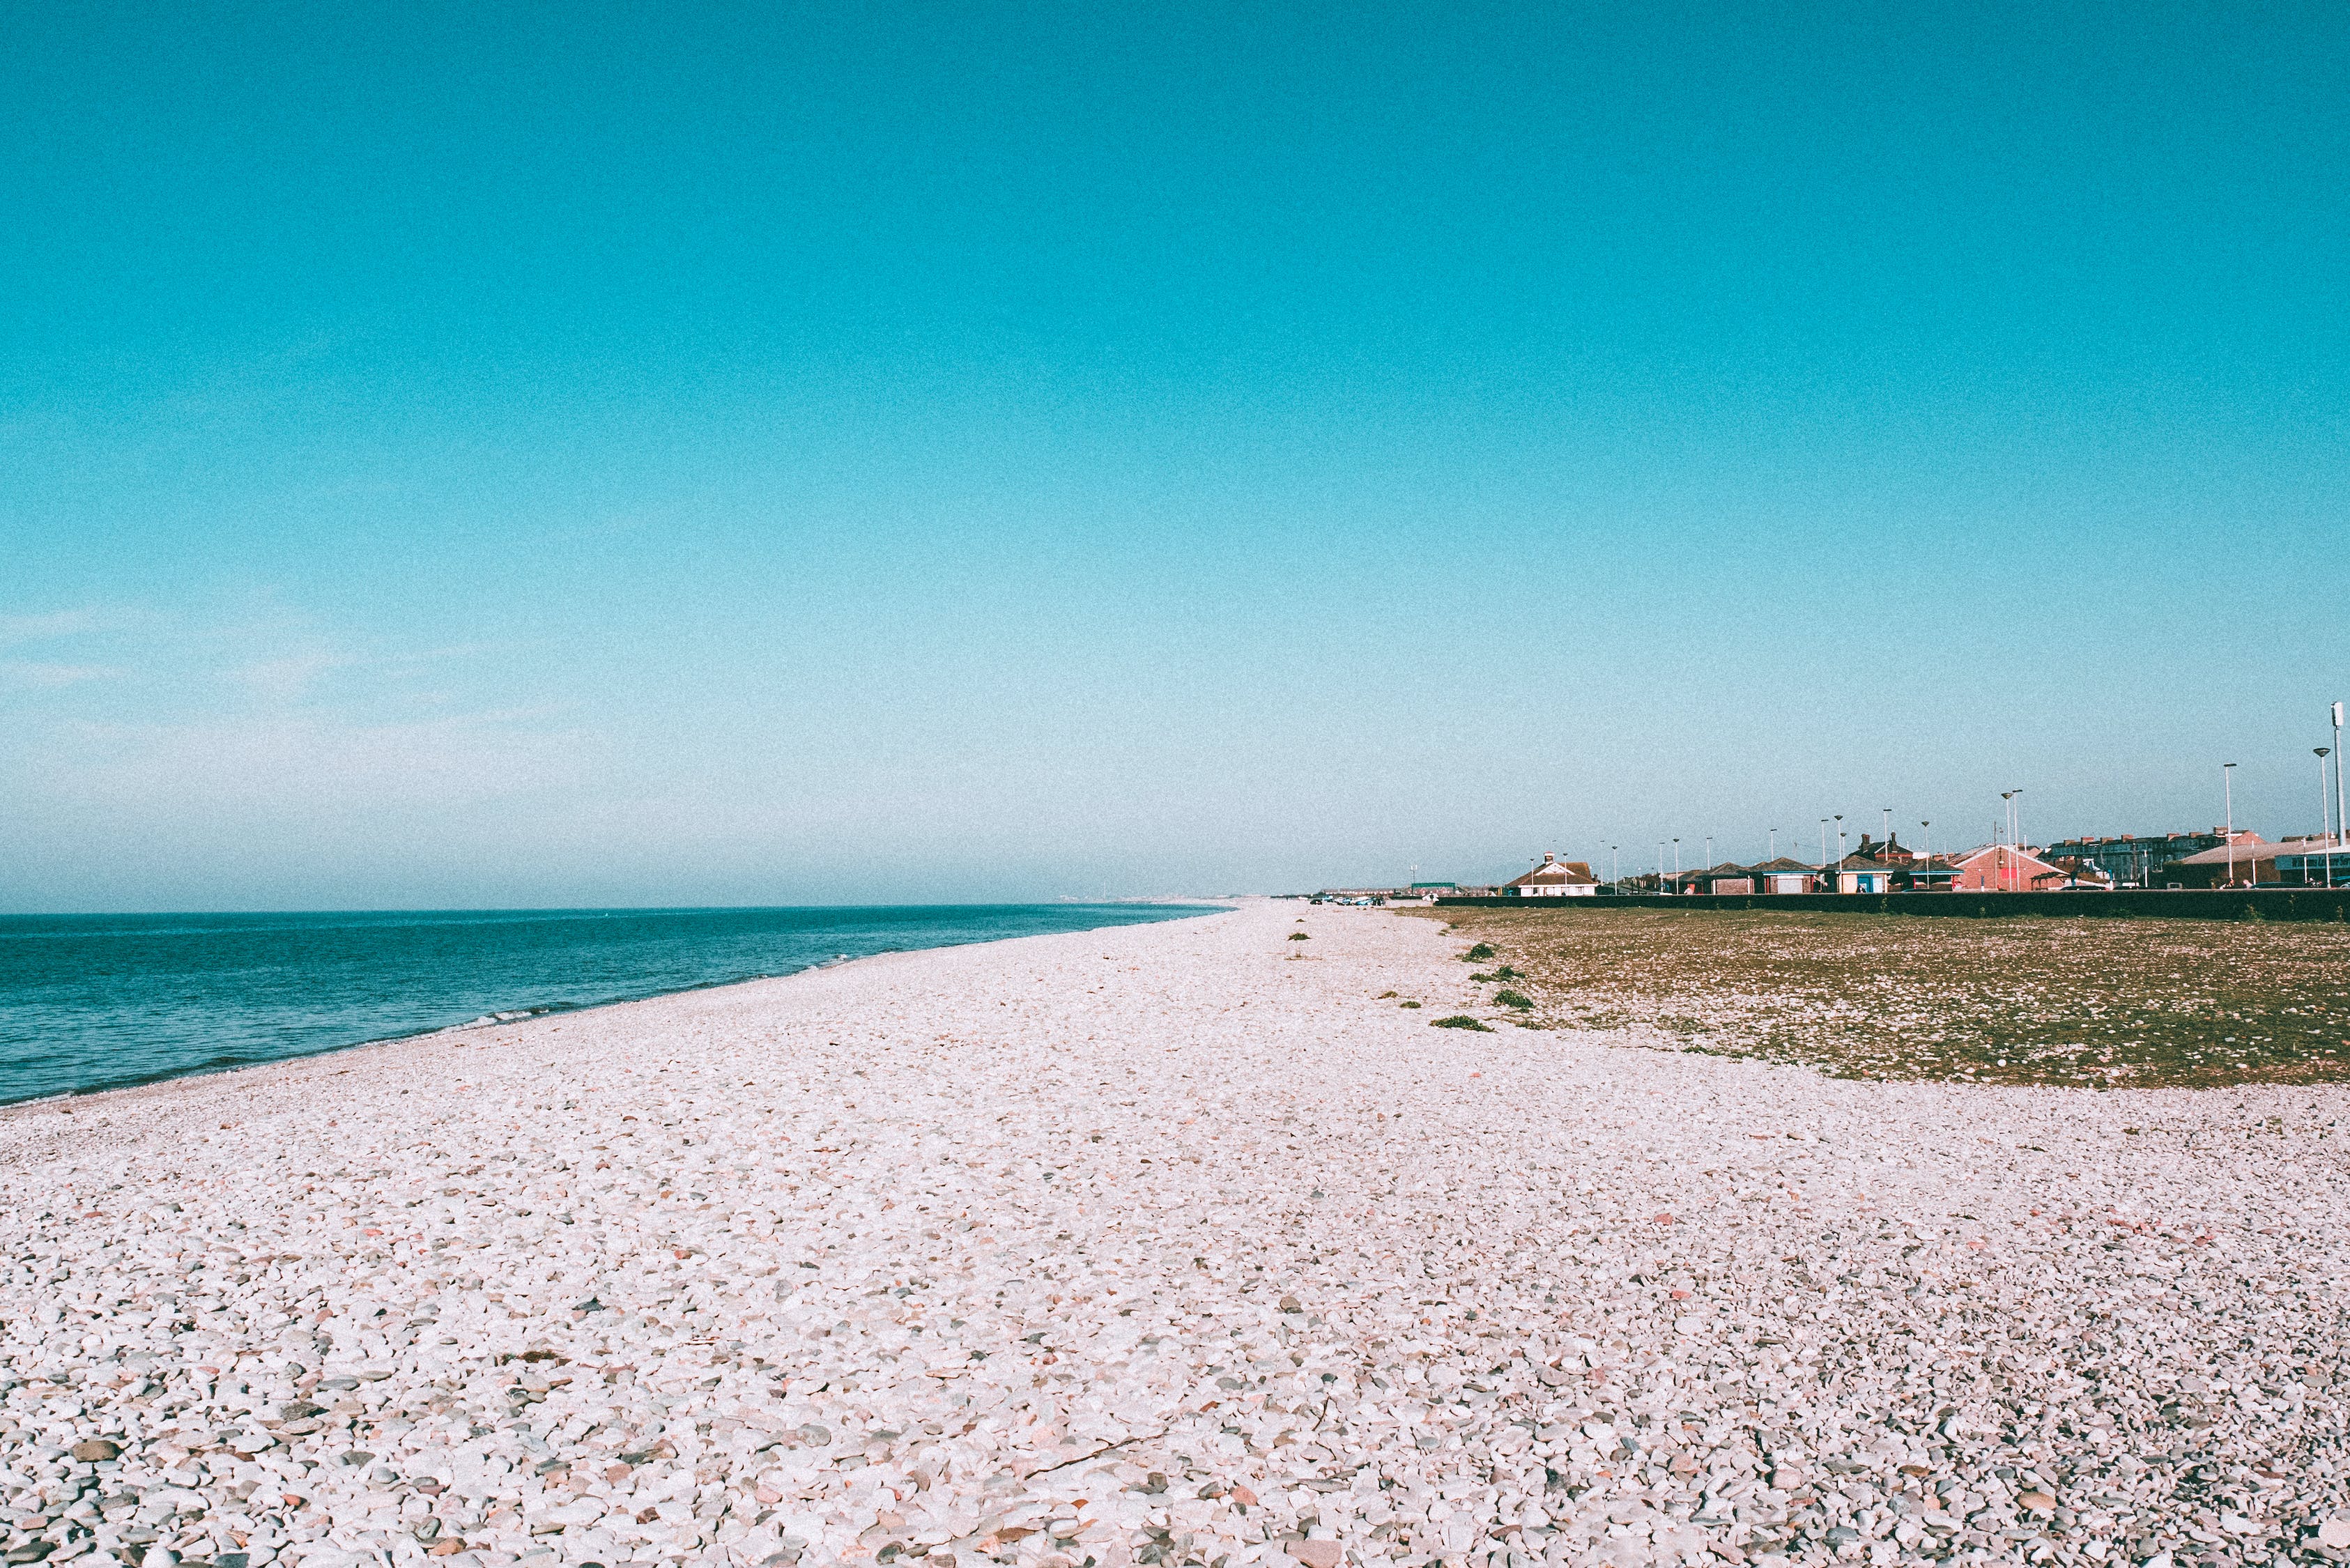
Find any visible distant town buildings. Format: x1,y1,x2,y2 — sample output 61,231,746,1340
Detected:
1323,820,2344,902
2041,830,2237,886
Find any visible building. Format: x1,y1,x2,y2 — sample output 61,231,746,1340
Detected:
1694,863,1755,894
2273,840,2350,887
1503,854,1599,896
1829,832,1917,893
2156,834,2347,888
1744,856,1824,894
1949,843,2080,892
2041,830,2239,887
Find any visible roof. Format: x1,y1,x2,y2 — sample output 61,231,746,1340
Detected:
1744,856,1820,875
2163,837,2284,866
1503,854,1597,888
1951,843,2069,875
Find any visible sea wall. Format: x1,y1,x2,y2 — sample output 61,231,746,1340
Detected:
1433,889,2350,922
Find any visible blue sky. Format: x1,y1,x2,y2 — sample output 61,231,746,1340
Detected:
4,1,2346,908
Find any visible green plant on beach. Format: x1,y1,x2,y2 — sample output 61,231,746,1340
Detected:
1493,990,1535,1010
1399,1000,1422,1008
1287,932,1310,941
1431,1015,1492,1031
1462,943,1496,960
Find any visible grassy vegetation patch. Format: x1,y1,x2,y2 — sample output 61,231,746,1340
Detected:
1431,1015,1493,1031
1411,907,2350,1089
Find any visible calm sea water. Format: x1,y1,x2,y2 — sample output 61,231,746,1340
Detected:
0,904,1216,1105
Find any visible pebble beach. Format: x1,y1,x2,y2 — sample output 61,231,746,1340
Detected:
4,902,2347,1568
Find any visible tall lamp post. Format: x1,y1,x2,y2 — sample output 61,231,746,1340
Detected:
1819,819,1830,889
1921,820,1931,884
1833,815,1845,891
1672,837,1681,892
2223,763,2238,887
1999,792,2016,889
2335,700,2347,887
1769,827,1778,861
1611,845,1619,887
2317,750,2333,888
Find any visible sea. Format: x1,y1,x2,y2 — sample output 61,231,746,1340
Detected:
0,902,1218,1106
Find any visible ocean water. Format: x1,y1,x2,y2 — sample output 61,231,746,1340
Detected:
0,903,1216,1105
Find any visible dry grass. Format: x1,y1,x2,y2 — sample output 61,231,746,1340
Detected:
1409,905,2350,1088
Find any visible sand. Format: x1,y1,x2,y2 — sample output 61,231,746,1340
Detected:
3,902,2347,1568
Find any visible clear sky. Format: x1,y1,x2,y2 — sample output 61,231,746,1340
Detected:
4,2,2346,909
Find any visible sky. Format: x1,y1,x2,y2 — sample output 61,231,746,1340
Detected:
4,1,2347,909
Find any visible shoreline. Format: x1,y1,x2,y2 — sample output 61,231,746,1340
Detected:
2,902,2342,1568
0,900,1234,1116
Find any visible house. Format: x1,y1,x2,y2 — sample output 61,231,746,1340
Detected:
1949,843,2082,892
1831,832,1920,893
1743,856,1823,894
1503,854,1599,896
1695,863,1755,895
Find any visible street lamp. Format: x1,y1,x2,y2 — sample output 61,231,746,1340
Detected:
2317,750,2333,888
1999,792,2016,889
1921,820,1931,882
2335,699,2348,888
1769,827,1778,861
2223,763,2238,887
1834,814,1845,889
1820,818,1830,886
1673,837,1681,891
1611,845,1619,886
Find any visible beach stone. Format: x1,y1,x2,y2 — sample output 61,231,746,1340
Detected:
1285,1540,1342,1568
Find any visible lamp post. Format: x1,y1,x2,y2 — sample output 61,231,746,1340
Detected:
1820,818,1829,889
2335,700,2347,888
1999,792,2015,889
1704,835,1712,876
1611,845,1619,886
1834,815,1845,891
1769,827,1777,861
1882,806,1891,844
2224,763,2238,887
1921,820,1931,883
2317,750,2333,888
1673,837,1681,892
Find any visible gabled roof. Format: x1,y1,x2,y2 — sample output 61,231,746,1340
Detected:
1950,843,2068,875
1744,856,1820,875
1505,854,1597,887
